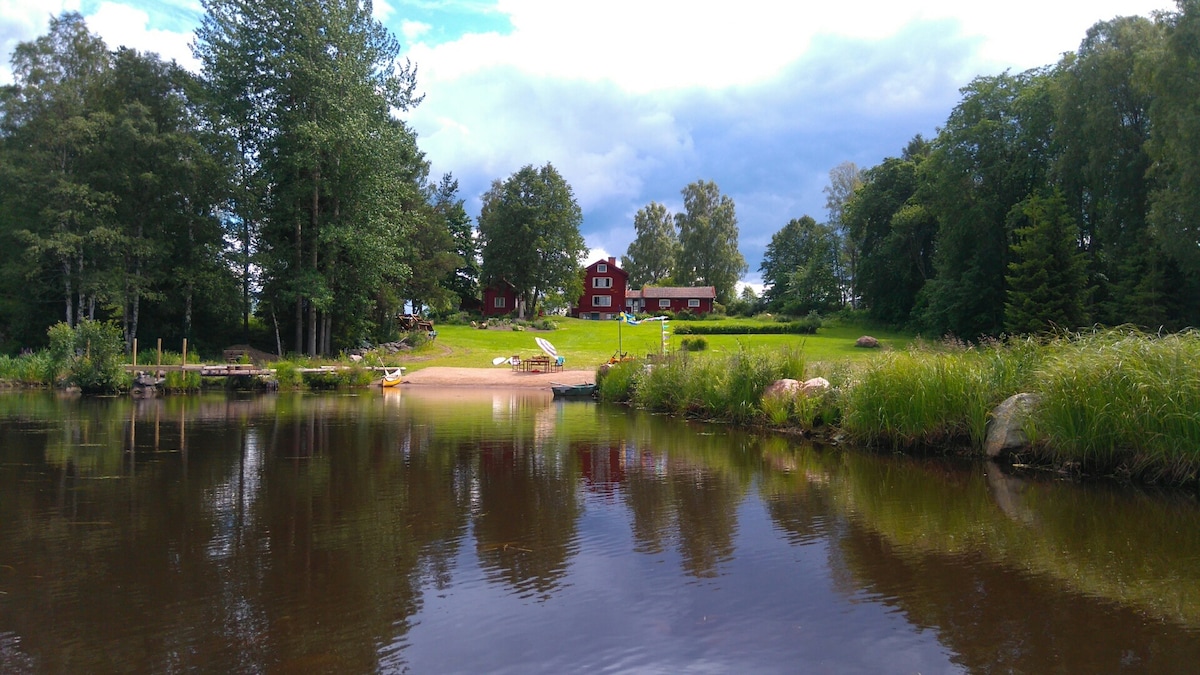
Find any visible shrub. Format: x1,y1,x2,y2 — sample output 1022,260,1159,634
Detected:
46,320,129,394
406,330,431,348
679,336,708,352
273,360,304,389
532,318,559,331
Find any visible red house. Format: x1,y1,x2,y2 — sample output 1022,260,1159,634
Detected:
572,258,718,318
625,285,716,315
573,258,628,320
482,282,519,317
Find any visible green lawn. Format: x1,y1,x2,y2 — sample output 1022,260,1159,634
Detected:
398,317,915,371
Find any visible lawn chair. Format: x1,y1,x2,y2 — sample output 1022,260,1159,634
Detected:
510,354,522,371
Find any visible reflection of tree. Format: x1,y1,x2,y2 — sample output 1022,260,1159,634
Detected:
623,452,674,555
472,440,580,599
672,471,739,577
0,392,472,672
250,403,471,671
839,524,1200,672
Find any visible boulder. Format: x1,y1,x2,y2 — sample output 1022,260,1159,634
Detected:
855,335,880,348
764,377,830,400
763,379,801,399
800,377,830,395
985,393,1041,458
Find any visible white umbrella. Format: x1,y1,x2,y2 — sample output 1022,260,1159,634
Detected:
492,356,510,366
535,337,557,358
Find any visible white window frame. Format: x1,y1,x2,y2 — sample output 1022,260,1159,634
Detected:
659,298,671,308
494,296,506,308
688,299,701,308
597,263,608,273
593,276,613,289
592,295,612,307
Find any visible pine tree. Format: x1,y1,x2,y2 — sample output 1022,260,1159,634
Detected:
1004,192,1089,334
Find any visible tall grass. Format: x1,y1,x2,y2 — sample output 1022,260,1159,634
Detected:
1033,329,1200,483
604,346,807,425
0,352,57,386
163,369,203,392
839,338,1040,449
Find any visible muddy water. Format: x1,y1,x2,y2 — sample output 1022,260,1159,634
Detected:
0,389,1197,673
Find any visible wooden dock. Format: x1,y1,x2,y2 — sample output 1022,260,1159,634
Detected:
124,364,403,378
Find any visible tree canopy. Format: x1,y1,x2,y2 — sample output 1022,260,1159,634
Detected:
477,163,586,318
675,180,747,304
620,202,678,288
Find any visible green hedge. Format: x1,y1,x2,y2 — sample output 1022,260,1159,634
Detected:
672,318,820,335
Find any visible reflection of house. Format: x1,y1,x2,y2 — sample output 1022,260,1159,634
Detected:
572,258,718,318
625,285,716,315
482,282,519,317
573,258,629,320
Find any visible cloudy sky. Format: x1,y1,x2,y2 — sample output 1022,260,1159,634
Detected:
1,0,1178,287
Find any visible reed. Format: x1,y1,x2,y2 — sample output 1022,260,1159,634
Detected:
839,338,1038,449
622,346,807,424
163,369,203,392
0,352,57,386
595,360,639,402
1032,329,1200,482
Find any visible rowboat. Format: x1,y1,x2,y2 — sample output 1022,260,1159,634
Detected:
551,383,596,398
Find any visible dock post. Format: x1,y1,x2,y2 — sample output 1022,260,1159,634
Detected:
157,338,162,367
132,338,137,367
182,338,187,367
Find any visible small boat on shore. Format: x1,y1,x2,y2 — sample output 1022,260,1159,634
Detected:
551,383,596,398
381,367,405,387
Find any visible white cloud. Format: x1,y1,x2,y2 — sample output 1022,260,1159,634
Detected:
410,1,1175,94
86,2,197,71
401,19,431,42
0,0,74,83
374,0,397,22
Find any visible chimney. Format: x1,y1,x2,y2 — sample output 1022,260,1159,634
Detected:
608,257,616,266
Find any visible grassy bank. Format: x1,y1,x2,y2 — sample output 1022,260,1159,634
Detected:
597,329,1200,485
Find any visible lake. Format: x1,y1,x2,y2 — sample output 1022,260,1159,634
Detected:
1,388,1198,673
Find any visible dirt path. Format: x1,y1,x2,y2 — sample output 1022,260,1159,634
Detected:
397,366,595,388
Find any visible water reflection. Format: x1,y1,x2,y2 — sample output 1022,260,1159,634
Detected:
0,389,1197,672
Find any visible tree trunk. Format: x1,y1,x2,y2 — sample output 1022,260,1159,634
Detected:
321,313,331,356
184,286,193,339
308,179,319,357
295,297,304,356
63,259,74,327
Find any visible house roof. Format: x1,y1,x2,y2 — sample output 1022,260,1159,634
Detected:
587,259,628,278
626,286,717,300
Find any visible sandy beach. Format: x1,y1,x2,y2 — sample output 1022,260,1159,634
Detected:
397,366,595,388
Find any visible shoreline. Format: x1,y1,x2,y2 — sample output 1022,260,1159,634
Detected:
397,366,595,388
